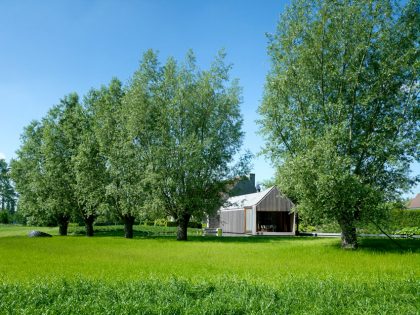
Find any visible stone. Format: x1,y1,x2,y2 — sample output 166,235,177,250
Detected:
28,230,52,238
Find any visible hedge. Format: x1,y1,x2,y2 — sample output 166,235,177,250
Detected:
389,209,420,230
301,209,420,234
166,221,202,229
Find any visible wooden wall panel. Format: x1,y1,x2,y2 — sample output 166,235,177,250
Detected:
220,209,245,233
256,187,293,212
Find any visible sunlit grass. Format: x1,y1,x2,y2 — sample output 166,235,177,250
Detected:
0,225,419,314
0,225,418,283
0,224,58,237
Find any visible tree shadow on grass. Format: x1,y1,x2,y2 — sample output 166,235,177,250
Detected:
325,237,420,253
78,226,420,252
83,226,324,243
357,238,420,254
184,235,328,244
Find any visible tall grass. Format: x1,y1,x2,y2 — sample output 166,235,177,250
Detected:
0,277,418,314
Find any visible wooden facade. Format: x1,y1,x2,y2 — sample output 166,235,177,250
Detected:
219,187,295,235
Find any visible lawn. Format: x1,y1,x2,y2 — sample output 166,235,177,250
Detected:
0,225,419,314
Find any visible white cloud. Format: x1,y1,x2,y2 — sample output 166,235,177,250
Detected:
0,152,5,160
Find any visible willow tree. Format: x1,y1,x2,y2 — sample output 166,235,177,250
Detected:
259,0,419,248
41,94,84,235
0,159,16,213
125,50,246,241
10,122,49,225
73,107,108,237
11,95,82,235
87,79,144,238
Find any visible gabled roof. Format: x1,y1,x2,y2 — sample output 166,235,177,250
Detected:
221,186,275,210
408,193,420,209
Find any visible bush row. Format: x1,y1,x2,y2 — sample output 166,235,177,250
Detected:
142,219,202,229
300,209,420,234
0,211,25,224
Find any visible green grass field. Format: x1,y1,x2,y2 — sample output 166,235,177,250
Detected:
0,224,419,314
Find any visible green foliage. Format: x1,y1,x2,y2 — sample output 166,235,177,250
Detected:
394,227,420,237
391,209,420,229
0,211,26,225
154,218,167,226
88,78,143,227
166,221,202,228
73,119,107,226
0,211,10,224
0,159,16,213
10,94,85,234
124,49,248,240
187,221,202,229
11,49,249,240
259,0,420,248
299,223,317,232
308,209,420,234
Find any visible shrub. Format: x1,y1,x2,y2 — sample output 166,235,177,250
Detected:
154,218,167,226
302,209,420,234
0,211,10,224
390,209,420,230
164,221,202,228
394,227,420,237
188,221,202,229
11,211,26,225
299,224,316,232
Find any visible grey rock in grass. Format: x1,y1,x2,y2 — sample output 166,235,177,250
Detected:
28,230,52,238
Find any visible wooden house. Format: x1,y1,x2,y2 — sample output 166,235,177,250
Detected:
218,186,295,235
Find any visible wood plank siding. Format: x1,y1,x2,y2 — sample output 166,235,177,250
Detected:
220,209,246,233
218,186,295,234
256,187,293,212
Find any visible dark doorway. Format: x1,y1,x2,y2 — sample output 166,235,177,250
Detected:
257,211,293,232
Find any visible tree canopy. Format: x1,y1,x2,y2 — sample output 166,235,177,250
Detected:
259,0,419,248
124,50,247,240
0,159,16,215
11,49,249,240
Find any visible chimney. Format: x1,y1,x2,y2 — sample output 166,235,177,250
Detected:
249,173,255,188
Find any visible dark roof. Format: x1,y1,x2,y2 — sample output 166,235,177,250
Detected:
408,193,420,209
229,173,256,196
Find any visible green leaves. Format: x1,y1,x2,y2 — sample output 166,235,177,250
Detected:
123,50,245,239
11,49,248,239
259,0,419,246
0,159,16,213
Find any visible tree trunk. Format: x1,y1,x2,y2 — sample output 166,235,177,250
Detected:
84,215,95,237
177,213,191,241
123,215,135,239
339,219,358,249
58,220,69,236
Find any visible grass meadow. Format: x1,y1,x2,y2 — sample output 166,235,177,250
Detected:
0,224,419,314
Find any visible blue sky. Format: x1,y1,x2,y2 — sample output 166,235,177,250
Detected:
0,0,418,198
